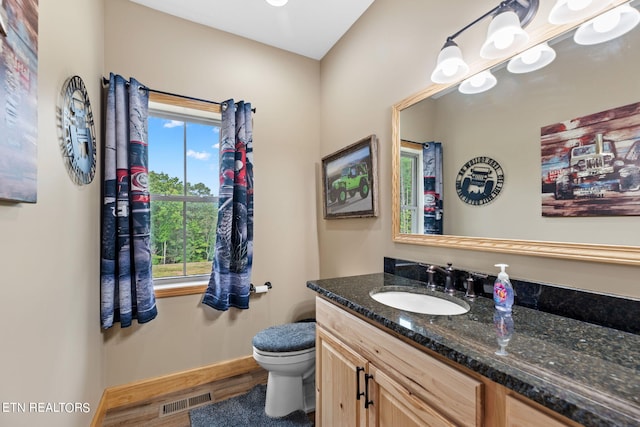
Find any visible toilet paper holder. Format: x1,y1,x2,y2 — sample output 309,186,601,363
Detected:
250,282,272,293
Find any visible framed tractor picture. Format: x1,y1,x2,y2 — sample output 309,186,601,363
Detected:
322,135,378,219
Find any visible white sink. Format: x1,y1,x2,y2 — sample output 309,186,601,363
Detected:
370,288,470,315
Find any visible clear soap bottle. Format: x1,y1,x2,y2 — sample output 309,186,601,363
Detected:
493,263,514,312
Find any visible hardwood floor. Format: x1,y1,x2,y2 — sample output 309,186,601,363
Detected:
103,369,268,426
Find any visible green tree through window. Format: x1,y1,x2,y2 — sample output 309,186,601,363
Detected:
148,109,220,282
400,150,419,234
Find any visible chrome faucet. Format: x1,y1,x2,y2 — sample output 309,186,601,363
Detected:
465,272,487,300
426,263,455,294
464,275,476,299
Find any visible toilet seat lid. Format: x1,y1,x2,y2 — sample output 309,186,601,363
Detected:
252,322,316,352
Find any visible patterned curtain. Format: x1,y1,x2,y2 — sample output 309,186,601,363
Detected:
100,73,157,329
202,100,254,311
423,142,443,235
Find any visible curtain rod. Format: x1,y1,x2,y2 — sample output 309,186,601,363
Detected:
101,77,256,113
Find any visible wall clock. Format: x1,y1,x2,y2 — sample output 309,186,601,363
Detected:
455,156,505,205
58,75,96,185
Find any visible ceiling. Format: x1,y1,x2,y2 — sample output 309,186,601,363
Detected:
129,0,375,60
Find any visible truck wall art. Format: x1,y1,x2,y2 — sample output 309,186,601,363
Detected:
322,135,378,219
541,102,640,217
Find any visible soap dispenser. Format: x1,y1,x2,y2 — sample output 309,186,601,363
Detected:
493,264,514,312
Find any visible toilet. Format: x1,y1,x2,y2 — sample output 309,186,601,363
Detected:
252,321,316,418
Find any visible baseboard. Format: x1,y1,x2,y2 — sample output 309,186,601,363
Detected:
90,389,109,427
91,355,259,426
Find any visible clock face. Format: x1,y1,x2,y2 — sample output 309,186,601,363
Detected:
455,156,505,205
59,75,97,185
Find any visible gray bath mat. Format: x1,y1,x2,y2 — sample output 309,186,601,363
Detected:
189,384,312,427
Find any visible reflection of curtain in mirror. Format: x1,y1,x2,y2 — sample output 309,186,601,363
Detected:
423,142,443,235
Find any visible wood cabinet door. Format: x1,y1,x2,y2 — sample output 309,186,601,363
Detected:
369,364,456,427
505,395,573,427
316,327,369,427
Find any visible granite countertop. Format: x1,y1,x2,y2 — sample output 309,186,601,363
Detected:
307,273,640,427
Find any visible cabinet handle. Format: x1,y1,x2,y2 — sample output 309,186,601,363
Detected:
356,366,365,400
364,373,374,408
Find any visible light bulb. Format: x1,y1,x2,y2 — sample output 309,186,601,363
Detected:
521,46,542,64
459,71,496,94
508,43,556,73
567,0,592,11
441,62,458,77
593,9,622,33
470,74,486,88
493,31,515,50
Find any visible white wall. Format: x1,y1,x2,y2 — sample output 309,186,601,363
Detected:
319,0,640,299
103,0,321,386
0,1,105,426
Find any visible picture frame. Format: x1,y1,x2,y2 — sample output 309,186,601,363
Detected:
322,134,378,219
0,0,39,203
541,101,640,217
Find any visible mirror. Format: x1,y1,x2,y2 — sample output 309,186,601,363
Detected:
392,0,640,266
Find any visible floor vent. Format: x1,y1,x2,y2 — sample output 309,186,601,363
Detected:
189,392,213,407
160,392,213,417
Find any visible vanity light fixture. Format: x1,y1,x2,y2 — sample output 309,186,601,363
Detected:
430,40,470,84
429,0,539,84
548,0,612,24
459,70,498,94
265,0,288,6
479,8,530,58
507,42,557,73
573,3,640,44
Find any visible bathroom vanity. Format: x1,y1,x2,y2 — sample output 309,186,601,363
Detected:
308,273,640,427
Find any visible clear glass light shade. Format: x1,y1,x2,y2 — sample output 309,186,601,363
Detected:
480,10,530,59
574,4,640,45
266,0,288,6
507,43,557,73
430,42,470,84
459,70,497,94
548,0,611,24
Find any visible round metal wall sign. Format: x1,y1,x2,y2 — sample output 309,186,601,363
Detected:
58,75,97,185
455,156,504,205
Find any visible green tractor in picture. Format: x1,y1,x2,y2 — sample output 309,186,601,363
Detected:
329,162,370,204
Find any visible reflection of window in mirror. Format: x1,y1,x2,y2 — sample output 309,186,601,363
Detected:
400,140,424,234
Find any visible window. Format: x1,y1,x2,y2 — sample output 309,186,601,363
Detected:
147,94,222,296
400,145,423,234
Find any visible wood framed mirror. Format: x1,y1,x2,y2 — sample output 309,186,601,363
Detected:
391,0,640,266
